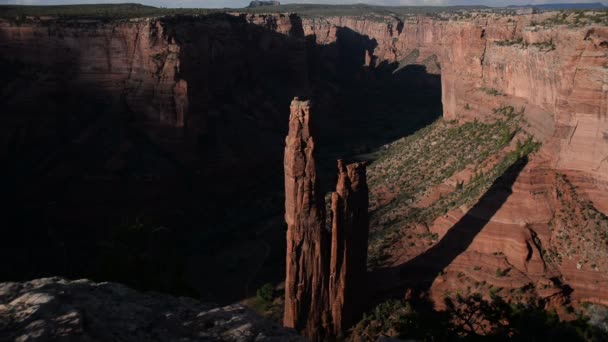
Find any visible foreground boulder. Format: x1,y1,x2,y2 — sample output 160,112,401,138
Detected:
0,277,303,342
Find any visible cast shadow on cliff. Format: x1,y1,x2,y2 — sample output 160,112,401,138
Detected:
309,26,442,192
370,156,529,304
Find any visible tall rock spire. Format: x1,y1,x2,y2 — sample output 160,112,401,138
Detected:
283,98,331,341
329,160,369,336
283,98,369,340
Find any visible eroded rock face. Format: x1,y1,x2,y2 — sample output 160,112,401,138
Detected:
0,277,304,342
329,160,369,335
0,18,187,127
294,14,608,309
283,99,370,339
300,14,608,202
283,98,331,341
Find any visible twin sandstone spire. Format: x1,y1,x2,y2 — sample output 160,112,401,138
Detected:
284,97,369,341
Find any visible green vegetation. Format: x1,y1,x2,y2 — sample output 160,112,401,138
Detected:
352,295,608,341
495,267,509,277
481,87,503,96
256,283,275,302
496,38,524,47
496,38,555,51
550,174,608,274
539,10,608,27
531,39,556,51
367,106,541,267
248,283,284,323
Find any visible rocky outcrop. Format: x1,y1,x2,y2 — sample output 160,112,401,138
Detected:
329,160,369,335
283,98,331,341
0,277,304,342
283,98,370,339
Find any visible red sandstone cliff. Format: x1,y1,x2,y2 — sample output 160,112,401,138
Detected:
301,14,608,198
295,13,608,308
0,18,187,127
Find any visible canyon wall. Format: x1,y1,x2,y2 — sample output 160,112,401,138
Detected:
301,13,608,203
298,13,608,308
0,13,311,302
2,13,604,192
0,18,186,126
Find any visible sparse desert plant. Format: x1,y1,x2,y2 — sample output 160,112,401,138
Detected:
256,283,275,303
481,87,502,96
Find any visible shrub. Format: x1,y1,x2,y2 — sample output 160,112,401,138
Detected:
256,283,274,302
481,87,502,96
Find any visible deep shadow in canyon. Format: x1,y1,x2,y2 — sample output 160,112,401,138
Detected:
0,14,441,304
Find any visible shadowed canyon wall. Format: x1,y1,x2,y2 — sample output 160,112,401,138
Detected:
0,12,439,304
0,13,311,300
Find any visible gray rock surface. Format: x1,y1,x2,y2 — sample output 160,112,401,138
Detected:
0,277,304,342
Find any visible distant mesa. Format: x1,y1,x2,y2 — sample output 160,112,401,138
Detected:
248,1,281,8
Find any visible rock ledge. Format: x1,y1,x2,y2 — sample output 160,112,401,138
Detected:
0,277,303,342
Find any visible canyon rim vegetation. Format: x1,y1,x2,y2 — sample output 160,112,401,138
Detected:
1,2,608,341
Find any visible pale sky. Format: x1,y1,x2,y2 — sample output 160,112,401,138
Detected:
1,0,606,8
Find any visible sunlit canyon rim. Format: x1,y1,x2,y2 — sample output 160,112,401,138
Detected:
1,6,608,341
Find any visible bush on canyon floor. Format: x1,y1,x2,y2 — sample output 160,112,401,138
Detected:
257,283,275,303
352,295,608,341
